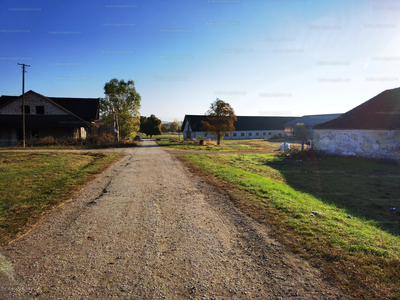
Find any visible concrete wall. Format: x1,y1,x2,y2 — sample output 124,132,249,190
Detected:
0,93,68,115
313,129,400,159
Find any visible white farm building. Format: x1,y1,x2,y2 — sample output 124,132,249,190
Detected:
182,115,298,140
313,87,400,159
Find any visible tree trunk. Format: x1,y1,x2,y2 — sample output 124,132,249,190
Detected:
217,137,221,145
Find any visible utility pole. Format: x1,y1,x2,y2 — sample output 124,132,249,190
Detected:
18,63,30,147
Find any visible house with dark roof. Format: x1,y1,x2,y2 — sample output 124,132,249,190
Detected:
283,114,342,139
313,87,400,159
182,115,298,140
0,90,100,146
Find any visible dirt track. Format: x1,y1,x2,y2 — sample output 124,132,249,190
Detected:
0,140,345,299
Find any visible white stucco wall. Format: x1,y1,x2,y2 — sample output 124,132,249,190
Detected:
183,129,286,140
313,129,400,159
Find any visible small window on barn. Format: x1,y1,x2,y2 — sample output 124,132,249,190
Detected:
36,106,44,115
263,132,266,136
256,132,259,136
268,132,271,135
249,133,252,136
233,133,237,136
225,133,229,137
241,133,245,136
21,105,30,114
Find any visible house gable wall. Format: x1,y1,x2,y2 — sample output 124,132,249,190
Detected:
0,93,68,115
313,129,400,159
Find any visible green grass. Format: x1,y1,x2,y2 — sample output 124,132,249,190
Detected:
0,152,121,245
157,137,301,152
181,153,400,299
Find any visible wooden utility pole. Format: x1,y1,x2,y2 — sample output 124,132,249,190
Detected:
17,63,30,147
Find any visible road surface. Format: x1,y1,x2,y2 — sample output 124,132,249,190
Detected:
0,140,344,299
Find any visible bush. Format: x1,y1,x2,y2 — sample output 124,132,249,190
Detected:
269,135,280,140
23,134,126,148
278,148,316,160
26,136,58,147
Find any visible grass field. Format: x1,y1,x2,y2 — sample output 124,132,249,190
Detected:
0,152,121,245
180,152,400,299
156,136,302,152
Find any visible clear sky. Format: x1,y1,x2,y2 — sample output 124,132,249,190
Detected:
1,0,400,122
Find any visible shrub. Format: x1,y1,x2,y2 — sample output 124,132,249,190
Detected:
277,148,316,160
26,136,58,147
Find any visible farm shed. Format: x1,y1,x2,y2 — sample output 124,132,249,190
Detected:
182,115,298,140
313,87,400,159
0,90,100,146
283,114,342,139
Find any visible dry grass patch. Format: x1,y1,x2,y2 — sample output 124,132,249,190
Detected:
0,152,122,246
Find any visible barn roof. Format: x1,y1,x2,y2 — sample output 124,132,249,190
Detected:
314,87,400,130
283,114,343,127
0,90,100,122
182,115,298,132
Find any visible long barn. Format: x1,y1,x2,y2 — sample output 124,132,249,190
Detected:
182,115,298,140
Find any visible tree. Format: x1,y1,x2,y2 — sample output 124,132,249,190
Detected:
169,119,179,132
161,122,170,133
201,98,237,145
293,123,309,151
100,78,141,139
140,115,162,138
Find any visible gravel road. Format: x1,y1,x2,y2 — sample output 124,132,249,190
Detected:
0,140,345,299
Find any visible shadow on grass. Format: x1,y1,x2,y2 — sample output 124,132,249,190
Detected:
265,153,400,236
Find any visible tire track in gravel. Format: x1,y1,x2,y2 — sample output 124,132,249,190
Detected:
0,141,345,299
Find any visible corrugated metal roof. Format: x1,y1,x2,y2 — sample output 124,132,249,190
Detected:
283,114,343,127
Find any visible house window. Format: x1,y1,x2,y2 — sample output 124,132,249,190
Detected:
279,133,281,137
36,106,44,114
233,133,237,136
225,133,229,137
263,132,266,136
21,105,30,114
256,132,259,136
249,133,252,136
268,132,272,135
241,133,245,136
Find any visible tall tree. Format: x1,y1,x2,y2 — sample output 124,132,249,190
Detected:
201,98,237,145
293,123,309,151
169,119,179,132
140,115,162,138
100,78,141,139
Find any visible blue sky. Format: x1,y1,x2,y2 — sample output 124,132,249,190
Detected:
1,0,400,121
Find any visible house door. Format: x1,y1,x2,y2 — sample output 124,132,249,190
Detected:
186,131,191,140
